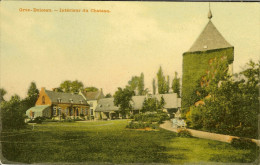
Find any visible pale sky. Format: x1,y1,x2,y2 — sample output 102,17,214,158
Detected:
1,1,259,100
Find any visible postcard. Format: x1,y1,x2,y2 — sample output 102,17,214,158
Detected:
0,1,259,164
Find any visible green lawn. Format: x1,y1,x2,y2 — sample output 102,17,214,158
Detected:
1,120,259,164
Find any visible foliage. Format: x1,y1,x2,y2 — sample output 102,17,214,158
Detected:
134,112,169,124
1,95,27,130
0,88,7,102
182,47,234,115
28,117,45,124
141,96,165,113
157,66,167,94
231,138,258,150
84,87,98,92
113,87,135,118
126,121,158,129
152,78,156,95
177,129,192,138
126,73,148,95
105,93,112,98
59,80,84,94
186,59,259,139
22,82,39,112
172,72,181,97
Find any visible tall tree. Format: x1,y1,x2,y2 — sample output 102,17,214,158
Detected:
138,73,145,95
27,82,39,97
127,73,146,95
23,82,39,110
114,87,135,118
165,75,170,93
172,72,181,97
157,66,167,94
152,78,156,95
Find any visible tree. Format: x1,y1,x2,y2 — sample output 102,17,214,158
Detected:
71,80,84,94
165,75,170,93
127,73,147,95
141,96,165,113
156,66,169,94
24,82,39,110
137,73,145,95
0,88,7,102
84,87,98,92
105,93,112,98
59,80,84,94
60,80,72,93
1,94,26,130
172,72,181,97
187,59,259,139
152,78,156,95
114,87,135,118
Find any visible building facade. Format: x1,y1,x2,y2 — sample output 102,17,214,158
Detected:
79,89,104,119
26,87,89,120
95,93,181,120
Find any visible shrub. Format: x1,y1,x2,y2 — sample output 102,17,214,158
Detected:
177,129,192,137
133,112,169,124
28,116,45,124
231,138,257,149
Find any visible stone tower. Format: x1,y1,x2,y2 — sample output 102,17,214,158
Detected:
181,8,234,115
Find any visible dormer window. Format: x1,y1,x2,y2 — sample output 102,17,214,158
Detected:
57,98,62,103
80,100,83,104
99,104,102,107
69,99,73,103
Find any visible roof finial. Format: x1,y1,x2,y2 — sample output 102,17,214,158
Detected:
208,3,213,20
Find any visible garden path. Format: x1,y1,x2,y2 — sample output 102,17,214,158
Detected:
160,120,260,146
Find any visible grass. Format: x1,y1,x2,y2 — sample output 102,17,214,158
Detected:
1,120,259,164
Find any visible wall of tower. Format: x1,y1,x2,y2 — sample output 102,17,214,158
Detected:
181,47,234,116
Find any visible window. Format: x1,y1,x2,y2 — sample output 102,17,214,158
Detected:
66,108,69,115
53,107,57,116
69,99,73,103
58,107,61,115
91,109,93,116
80,100,83,104
85,108,88,115
42,96,45,104
58,98,62,103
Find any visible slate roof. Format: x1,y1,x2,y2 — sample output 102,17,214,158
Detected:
81,90,104,101
187,21,233,52
95,98,119,112
154,93,180,109
45,90,88,105
95,94,181,112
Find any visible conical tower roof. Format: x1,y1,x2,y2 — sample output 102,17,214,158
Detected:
188,20,233,52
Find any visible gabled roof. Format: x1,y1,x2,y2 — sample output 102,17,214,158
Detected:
95,93,181,112
45,90,88,105
95,98,119,112
81,90,104,101
187,21,233,52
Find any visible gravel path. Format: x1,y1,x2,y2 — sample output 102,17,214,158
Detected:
160,120,260,146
